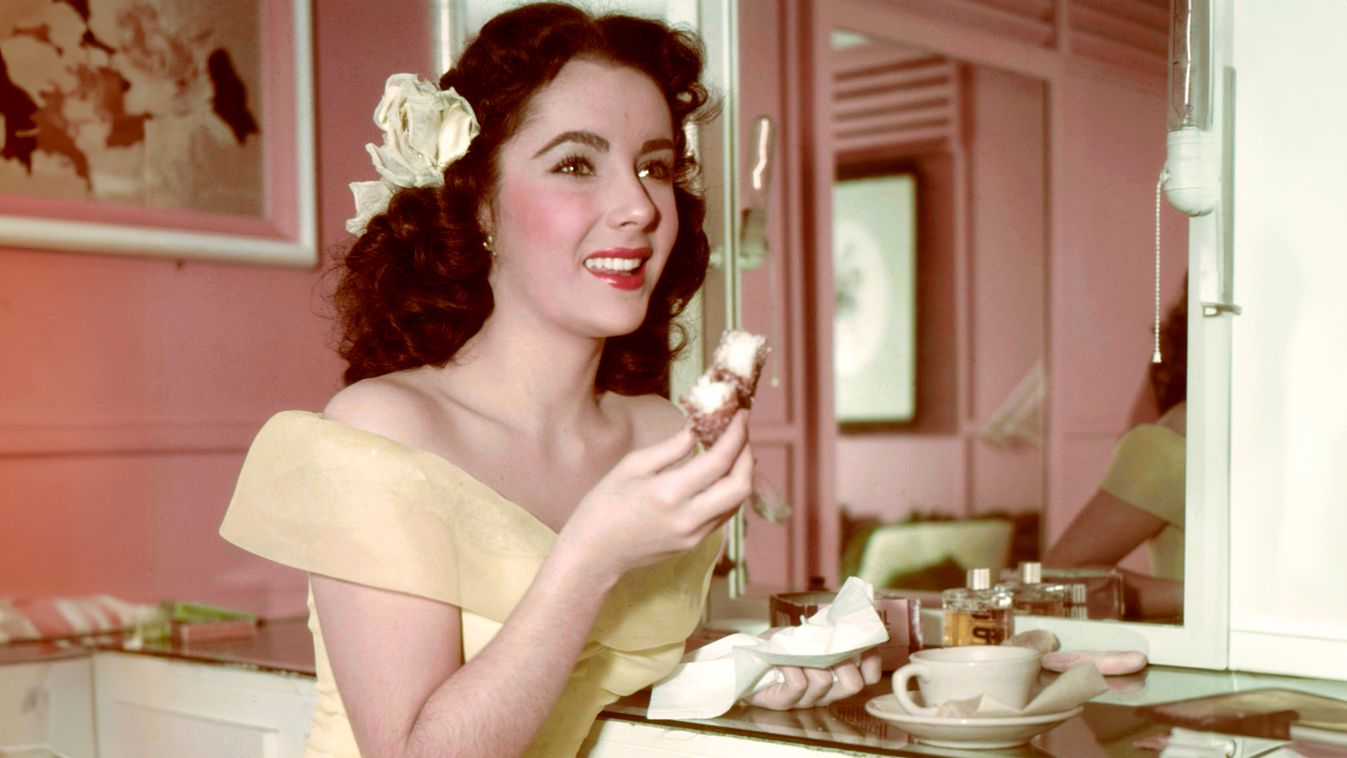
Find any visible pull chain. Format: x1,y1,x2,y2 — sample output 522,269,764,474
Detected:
1153,169,1167,364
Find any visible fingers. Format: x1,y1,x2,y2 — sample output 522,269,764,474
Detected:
683,444,754,531
800,666,835,705
859,650,883,685
818,661,865,706
675,411,749,482
622,426,697,473
748,660,872,711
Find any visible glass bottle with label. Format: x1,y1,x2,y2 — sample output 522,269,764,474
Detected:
1000,561,1068,617
942,568,1013,646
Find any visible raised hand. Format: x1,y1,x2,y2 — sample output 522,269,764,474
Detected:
557,411,754,577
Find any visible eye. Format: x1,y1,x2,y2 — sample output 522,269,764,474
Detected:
553,154,594,176
637,158,674,182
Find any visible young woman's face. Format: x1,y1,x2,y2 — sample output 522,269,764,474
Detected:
487,59,679,339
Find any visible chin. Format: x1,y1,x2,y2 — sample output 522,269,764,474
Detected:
593,306,652,339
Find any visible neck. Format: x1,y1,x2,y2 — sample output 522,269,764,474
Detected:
434,309,608,436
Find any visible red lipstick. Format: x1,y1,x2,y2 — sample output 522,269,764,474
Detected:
583,247,651,290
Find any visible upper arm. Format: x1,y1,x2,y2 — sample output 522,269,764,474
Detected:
310,573,463,756
1045,489,1169,568
316,379,464,755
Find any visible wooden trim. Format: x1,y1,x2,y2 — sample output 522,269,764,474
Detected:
0,421,259,457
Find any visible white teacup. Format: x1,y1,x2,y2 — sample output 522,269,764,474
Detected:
893,646,1042,715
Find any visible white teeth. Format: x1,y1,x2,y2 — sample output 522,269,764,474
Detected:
584,257,643,273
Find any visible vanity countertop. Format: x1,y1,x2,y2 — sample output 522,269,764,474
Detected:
600,664,1347,756
0,616,317,677
102,615,316,676
10,621,1344,756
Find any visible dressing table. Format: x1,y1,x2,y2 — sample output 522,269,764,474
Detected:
8,618,1342,757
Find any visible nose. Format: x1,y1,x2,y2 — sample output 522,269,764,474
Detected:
607,171,660,231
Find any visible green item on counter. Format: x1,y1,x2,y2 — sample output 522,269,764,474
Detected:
159,600,256,623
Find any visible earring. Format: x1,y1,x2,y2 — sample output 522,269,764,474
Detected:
483,234,496,258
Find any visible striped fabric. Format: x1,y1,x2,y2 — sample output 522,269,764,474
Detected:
0,594,148,643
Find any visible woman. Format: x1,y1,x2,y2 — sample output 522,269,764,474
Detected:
1045,279,1187,620
221,5,878,756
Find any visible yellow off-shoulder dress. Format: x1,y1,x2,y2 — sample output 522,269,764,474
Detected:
1099,423,1186,581
219,411,721,757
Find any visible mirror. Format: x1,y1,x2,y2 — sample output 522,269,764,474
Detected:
819,24,1191,625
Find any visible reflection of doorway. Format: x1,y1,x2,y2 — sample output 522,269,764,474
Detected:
827,37,1049,576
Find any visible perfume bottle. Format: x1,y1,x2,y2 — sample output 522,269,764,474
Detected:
1066,583,1090,620
999,562,1067,617
942,568,1013,646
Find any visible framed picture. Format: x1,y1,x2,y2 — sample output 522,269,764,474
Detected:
0,0,316,266
832,173,917,423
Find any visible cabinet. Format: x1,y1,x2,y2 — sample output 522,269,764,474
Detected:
91,653,315,758
0,653,95,757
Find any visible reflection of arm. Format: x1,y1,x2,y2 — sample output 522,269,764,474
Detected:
1046,420,1186,620
1044,489,1168,568
1047,422,1184,567
1043,494,1182,620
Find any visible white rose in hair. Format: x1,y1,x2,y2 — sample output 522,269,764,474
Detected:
368,74,479,187
346,74,481,235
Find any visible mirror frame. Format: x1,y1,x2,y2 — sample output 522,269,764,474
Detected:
810,0,1231,668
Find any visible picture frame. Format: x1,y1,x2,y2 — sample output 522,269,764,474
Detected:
831,173,917,424
0,0,317,266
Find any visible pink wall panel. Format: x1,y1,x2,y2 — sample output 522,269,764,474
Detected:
0,0,430,617
970,441,1044,514
836,436,966,520
966,67,1046,423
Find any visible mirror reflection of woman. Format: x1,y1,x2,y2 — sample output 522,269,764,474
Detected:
220,5,879,756
1046,280,1187,621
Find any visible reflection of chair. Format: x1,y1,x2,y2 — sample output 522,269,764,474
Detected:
845,518,1016,591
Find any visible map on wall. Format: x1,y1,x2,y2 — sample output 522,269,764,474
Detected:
0,0,264,217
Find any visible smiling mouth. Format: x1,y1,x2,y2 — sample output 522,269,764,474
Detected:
583,257,645,274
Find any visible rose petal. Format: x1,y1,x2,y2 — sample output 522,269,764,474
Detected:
345,180,392,235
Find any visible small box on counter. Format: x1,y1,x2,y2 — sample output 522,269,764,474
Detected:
769,589,922,672
170,618,258,644
159,599,258,644
160,599,257,623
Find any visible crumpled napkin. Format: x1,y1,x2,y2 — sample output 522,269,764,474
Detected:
648,576,889,720
920,661,1110,718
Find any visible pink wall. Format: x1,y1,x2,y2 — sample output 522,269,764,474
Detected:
0,0,431,618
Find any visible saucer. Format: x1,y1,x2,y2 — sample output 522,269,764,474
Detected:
864,694,1082,749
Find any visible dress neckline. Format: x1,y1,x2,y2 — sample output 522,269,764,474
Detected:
291,410,560,537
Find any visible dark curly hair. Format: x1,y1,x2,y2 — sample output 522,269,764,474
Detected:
1149,274,1188,416
331,2,716,394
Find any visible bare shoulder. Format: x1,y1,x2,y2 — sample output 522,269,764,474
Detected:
611,393,687,449
1157,401,1187,437
322,371,439,448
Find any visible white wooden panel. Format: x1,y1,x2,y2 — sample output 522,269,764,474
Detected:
1228,0,1347,676
92,653,315,758
0,657,95,758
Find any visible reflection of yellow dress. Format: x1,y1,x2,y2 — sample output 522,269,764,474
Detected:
1099,424,1186,581
220,411,721,757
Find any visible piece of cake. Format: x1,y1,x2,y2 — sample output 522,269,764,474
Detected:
708,329,770,408
678,329,770,447
679,375,739,448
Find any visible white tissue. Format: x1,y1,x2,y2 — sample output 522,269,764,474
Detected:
648,577,889,720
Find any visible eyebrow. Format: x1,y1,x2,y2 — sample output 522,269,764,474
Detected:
532,130,676,158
